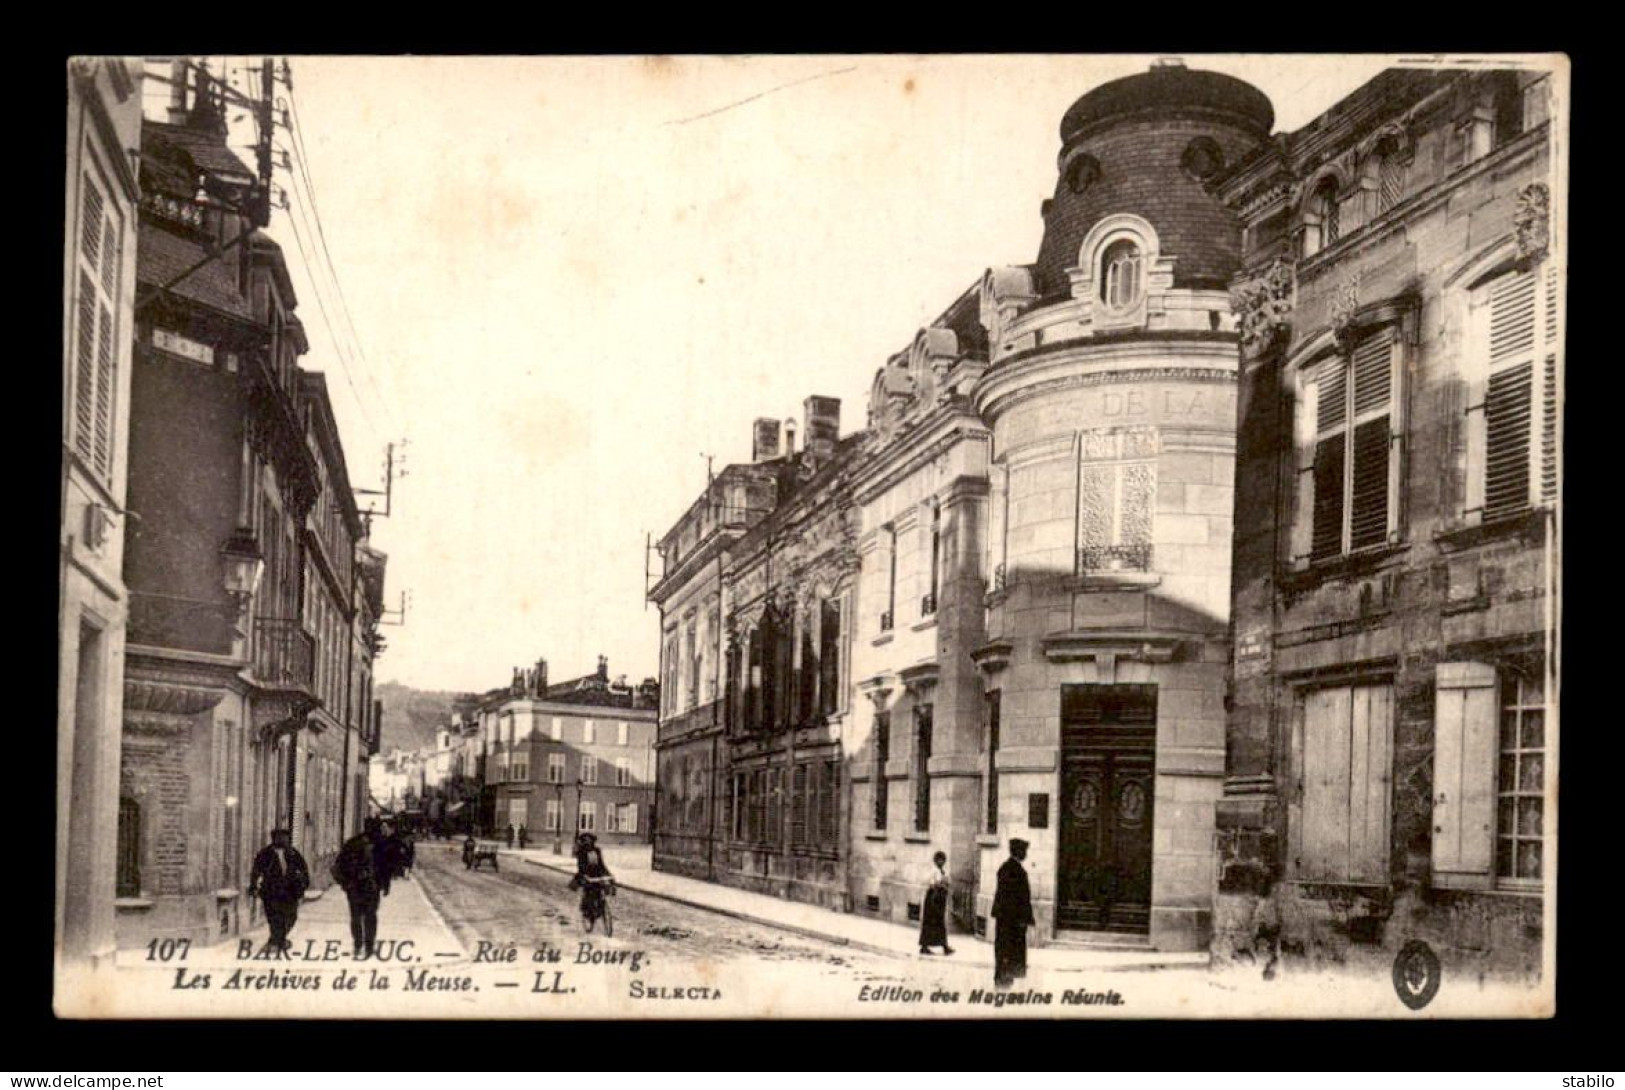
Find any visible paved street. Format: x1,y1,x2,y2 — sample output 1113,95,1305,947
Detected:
410,839,915,988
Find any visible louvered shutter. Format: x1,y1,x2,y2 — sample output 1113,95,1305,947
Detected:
1433,663,1497,889
791,763,809,846
1291,375,1319,566
94,303,114,477
1348,331,1395,550
74,273,96,462
1541,266,1560,505
1482,269,1538,520
1310,356,1347,561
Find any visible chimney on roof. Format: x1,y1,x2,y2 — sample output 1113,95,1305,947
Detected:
168,60,189,124
535,658,548,694
784,418,797,455
597,655,609,682
803,396,840,465
752,418,781,462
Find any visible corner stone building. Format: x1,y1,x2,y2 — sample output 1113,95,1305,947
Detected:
1214,67,1561,984
966,64,1270,951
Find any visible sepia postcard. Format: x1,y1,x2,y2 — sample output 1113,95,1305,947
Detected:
56,52,1566,1020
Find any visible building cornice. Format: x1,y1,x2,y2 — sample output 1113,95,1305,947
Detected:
974,336,1238,422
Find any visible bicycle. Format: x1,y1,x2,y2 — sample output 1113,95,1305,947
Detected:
580,875,616,937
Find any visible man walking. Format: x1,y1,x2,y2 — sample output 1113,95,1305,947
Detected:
991,838,1034,988
249,828,309,957
333,817,383,960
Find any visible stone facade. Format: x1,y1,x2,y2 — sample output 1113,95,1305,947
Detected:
847,289,992,933
965,63,1269,953
1213,67,1562,984
60,57,143,981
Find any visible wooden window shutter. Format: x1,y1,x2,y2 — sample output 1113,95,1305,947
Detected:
1483,269,1538,520
1300,687,1351,882
1299,683,1392,883
1347,684,1392,883
1291,375,1318,567
791,763,809,846
1432,662,1498,889
1349,331,1395,550
1310,356,1348,561
94,302,114,478
1541,266,1560,505
818,598,841,716
74,273,96,462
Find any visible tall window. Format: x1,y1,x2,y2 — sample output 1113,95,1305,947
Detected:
583,720,596,745
1297,328,1401,563
923,506,941,616
550,717,562,741
1077,429,1157,573
913,704,934,832
72,162,122,482
873,711,891,830
985,690,1002,834
1496,671,1546,886
545,797,561,832
1100,239,1142,308
578,801,597,832
615,757,631,787
1311,178,1341,254
1296,682,1392,884
685,623,699,710
1467,264,1559,522
547,752,565,784
617,721,629,747
818,597,843,717
116,797,141,897
1373,136,1408,217
881,526,897,632
581,756,599,786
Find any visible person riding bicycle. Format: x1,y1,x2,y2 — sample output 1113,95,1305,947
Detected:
567,832,613,928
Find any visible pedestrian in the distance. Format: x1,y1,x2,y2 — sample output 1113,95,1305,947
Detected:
505,824,516,849
918,850,955,956
401,831,416,879
249,828,309,957
333,817,383,960
462,834,477,870
517,824,528,850
991,838,1034,987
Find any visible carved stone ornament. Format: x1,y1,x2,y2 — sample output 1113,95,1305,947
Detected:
1515,182,1550,262
1329,270,1363,352
1230,257,1296,355
124,679,227,717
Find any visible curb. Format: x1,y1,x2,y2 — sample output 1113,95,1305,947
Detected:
511,852,906,960
504,850,1209,974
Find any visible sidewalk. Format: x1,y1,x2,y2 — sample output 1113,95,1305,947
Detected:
113,875,467,971
506,842,1207,974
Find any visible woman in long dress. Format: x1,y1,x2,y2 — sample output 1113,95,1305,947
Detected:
919,851,955,955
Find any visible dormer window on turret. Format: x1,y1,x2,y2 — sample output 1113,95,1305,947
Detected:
1101,239,1142,309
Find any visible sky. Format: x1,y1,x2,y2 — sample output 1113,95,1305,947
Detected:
166,54,1407,694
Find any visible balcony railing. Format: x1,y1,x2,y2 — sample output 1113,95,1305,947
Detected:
920,592,937,617
144,192,209,229
251,616,316,690
1077,543,1154,574
879,610,894,633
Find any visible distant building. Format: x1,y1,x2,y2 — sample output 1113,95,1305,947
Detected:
481,658,659,845
1213,67,1561,981
652,402,860,909
60,56,143,976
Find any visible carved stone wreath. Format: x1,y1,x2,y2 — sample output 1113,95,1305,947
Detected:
1229,256,1296,356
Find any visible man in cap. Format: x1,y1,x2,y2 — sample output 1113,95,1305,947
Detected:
333,817,383,959
991,838,1034,987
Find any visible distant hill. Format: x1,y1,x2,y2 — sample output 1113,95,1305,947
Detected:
374,681,467,755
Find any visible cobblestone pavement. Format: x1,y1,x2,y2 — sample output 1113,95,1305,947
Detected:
411,840,920,988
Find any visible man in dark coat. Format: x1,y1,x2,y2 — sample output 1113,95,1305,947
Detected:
374,818,405,896
333,817,383,959
991,838,1034,987
249,828,310,957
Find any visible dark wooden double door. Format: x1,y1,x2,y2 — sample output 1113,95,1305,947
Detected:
1057,684,1156,935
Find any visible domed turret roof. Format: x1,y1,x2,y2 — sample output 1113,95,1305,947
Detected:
1059,64,1274,145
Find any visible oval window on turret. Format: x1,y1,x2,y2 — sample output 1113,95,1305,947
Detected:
1065,153,1101,195
1182,136,1225,181
1100,239,1142,308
